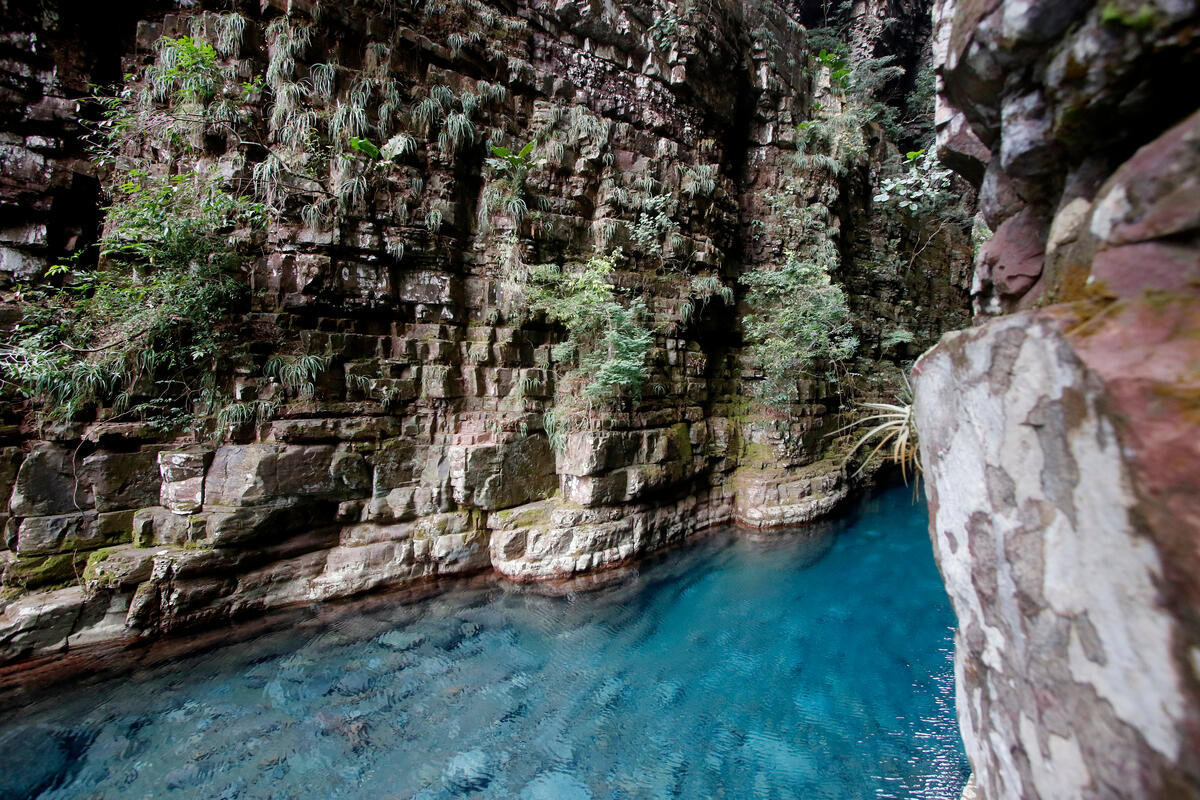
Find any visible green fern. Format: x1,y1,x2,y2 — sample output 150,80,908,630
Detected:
543,408,566,454
213,13,246,57
308,62,337,100
426,208,444,232
264,354,330,399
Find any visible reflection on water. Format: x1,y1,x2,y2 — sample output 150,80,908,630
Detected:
0,484,967,799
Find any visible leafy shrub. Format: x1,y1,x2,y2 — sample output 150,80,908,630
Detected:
527,251,653,405
741,250,857,405
2,171,265,428
873,149,954,217
629,193,678,262
148,35,226,105
880,327,916,348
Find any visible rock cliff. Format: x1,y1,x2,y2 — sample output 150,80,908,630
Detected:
0,1,970,663
916,0,1200,796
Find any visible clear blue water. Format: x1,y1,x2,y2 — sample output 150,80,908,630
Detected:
0,485,966,800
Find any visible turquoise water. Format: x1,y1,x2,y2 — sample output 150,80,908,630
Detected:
0,484,966,799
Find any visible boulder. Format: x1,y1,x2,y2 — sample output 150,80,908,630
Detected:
913,307,1200,799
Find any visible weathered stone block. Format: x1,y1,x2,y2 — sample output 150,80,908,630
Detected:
397,270,453,304
731,465,847,529
452,436,556,510
15,512,98,556
84,449,162,512
559,431,638,476
0,586,90,662
82,545,156,590
372,439,424,493
157,448,212,483
161,476,206,515
203,444,364,506
265,416,402,443
133,507,207,547
206,499,335,548
9,443,92,517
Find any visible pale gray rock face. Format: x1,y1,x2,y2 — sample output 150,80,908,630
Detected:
913,314,1191,799
927,2,1200,793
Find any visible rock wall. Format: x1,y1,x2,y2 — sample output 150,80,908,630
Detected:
916,1,1200,797
0,0,970,664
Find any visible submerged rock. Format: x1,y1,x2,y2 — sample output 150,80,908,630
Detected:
442,748,494,793
520,772,592,800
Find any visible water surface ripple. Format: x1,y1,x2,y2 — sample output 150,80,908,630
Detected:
1,485,967,799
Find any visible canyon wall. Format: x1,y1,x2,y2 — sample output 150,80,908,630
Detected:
0,0,969,663
915,0,1200,797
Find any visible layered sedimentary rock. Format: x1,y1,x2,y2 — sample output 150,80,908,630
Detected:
916,1,1200,796
0,0,970,663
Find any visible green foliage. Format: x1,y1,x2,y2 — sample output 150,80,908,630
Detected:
836,379,920,481
491,142,535,173
648,7,682,50
101,171,264,268
426,207,444,232
1101,2,1156,28
2,170,264,429
900,64,937,147
148,36,224,105
880,327,916,348
543,407,566,453
481,142,535,230
4,32,269,433
629,193,678,262
741,250,857,405
382,132,418,161
793,106,867,175
679,274,734,328
308,62,337,99
518,374,543,395
264,354,329,399
815,48,851,89
527,251,653,405
348,136,381,159
213,13,247,57
411,84,479,152
680,164,718,198
873,149,954,217
971,215,994,259
439,111,475,153
215,399,276,434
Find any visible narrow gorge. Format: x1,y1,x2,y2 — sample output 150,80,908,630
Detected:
0,0,970,660
0,0,1196,798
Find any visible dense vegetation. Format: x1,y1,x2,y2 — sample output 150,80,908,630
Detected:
0,28,270,434
2,172,264,431
0,3,959,452
526,251,654,408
